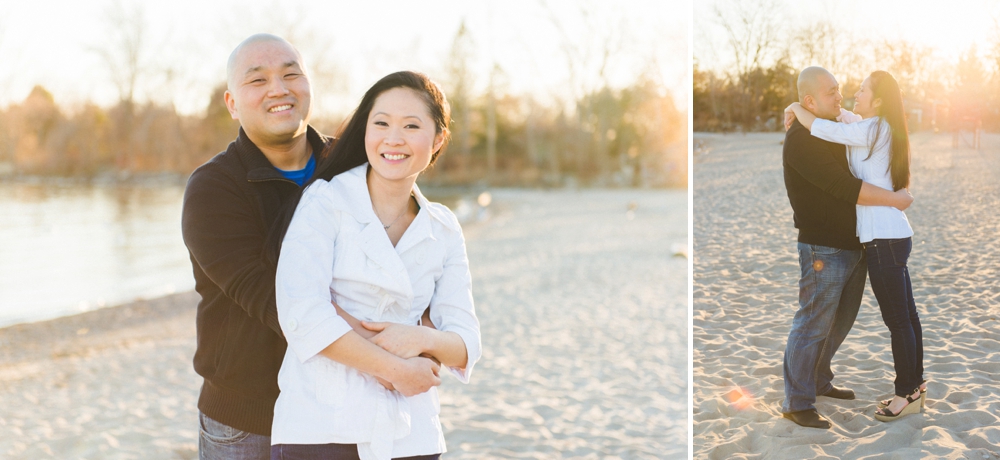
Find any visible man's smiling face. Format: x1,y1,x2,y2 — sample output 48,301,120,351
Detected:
225,39,312,146
806,73,843,120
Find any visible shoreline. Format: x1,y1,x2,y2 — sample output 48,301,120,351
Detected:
0,291,199,365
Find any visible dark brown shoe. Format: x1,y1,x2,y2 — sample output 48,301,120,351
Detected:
782,409,832,429
820,386,856,400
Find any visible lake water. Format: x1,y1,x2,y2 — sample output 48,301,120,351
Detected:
0,181,193,328
0,180,477,328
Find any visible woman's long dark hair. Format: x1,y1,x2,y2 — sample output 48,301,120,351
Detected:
265,71,451,268
865,70,910,191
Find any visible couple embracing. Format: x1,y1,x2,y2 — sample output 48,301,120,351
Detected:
780,66,925,428
182,34,482,459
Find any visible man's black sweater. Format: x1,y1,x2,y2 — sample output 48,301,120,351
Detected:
783,118,864,250
181,126,363,435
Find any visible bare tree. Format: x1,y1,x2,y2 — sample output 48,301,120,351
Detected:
789,21,839,71
989,18,1000,78
538,0,631,179
0,18,9,168
879,39,933,101
0,17,8,102
94,1,149,106
443,20,476,170
986,18,1000,122
485,64,499,179
483,1,501,180
713,0,782,79
90,0,152,174
712,0,783,129
539,0,627,99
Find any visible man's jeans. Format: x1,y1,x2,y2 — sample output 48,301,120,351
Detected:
866,237,924,397
199,412,270,460
782,243,866,413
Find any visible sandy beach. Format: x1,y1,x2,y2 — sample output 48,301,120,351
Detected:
693,132,1000,458
0,188,687,459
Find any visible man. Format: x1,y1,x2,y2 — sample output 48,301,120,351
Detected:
182,34,439,458
780,66,913,429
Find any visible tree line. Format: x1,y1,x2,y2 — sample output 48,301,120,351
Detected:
696,0,1000,134
0,76,684,188
0,4,685,188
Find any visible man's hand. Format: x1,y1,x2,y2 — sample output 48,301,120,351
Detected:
363,321,430,360
420,307,436,329
375,376,395,391
893,188,913,211
388,356,441,397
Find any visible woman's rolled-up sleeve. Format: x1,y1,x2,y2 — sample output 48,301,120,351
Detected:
429,228,482,383
276,183,354,363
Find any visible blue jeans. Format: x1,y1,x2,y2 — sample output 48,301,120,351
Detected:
199,412,271,460
782,243,866,413
866,238,924,397
270,443,440,460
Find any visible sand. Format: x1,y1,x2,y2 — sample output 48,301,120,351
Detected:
0,292,202,458
693,132,1000,459
0,188,688,459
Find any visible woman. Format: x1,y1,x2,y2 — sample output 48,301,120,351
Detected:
785,70,925,422
271,71,482,459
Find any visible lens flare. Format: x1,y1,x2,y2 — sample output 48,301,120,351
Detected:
724,386,755,411
477,192,492,207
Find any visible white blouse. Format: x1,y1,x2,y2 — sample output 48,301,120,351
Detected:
272,164,482,460
811,114,914,243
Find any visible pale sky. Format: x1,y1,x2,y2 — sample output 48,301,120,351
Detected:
696,0,1000,72
0,0,689,117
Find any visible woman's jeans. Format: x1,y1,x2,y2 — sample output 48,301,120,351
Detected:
270,443,440,460
865,237,924,397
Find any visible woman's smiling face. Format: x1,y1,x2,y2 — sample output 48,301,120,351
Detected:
853,77,881,118
364,87,444,183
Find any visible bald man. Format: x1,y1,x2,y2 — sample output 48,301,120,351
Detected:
181,34,367,458
780,66,913,429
